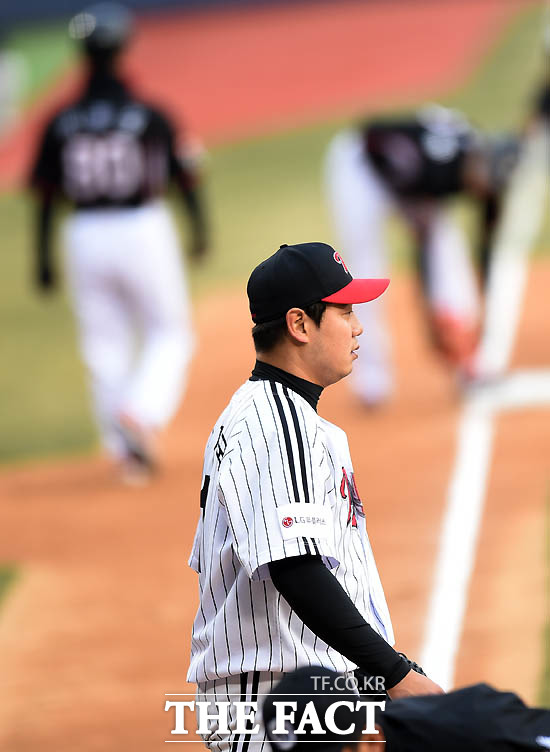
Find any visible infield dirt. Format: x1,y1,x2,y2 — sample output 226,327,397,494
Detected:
1,257,548,750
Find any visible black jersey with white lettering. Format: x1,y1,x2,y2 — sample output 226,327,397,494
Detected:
361,109,477,198
30,72,193,208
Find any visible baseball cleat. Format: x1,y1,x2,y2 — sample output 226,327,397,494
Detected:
118,456,154,487
115,413,158,482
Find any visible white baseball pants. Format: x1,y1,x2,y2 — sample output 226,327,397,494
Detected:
325,129,480,403
195,671,284,751
63,201,194,458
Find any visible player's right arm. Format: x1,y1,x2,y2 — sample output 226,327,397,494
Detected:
160,112,209,262
29,118,62,293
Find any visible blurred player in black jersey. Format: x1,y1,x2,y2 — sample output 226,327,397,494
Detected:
325,105,517,405
29,3,209,482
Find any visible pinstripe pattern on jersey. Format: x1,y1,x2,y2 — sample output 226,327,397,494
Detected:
188,379,394,685
269,381,315,555
283,385,323,557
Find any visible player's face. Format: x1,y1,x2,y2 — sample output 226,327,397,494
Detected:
307,303,363,387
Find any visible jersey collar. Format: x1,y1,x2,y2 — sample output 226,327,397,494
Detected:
250,360,323,412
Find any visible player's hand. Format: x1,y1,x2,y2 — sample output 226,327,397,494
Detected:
388,669,444,700
36,265,56,293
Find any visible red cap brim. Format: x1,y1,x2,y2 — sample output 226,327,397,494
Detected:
322,278,390,304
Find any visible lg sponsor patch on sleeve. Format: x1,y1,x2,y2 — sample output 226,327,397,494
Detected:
276,503,332,540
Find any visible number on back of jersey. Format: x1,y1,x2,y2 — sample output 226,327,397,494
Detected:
62,131,145,202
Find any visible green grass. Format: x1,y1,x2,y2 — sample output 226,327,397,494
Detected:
444,5,549,130
8,24,76,104
0,566,19,612
1,3,548,464
0,193,97,463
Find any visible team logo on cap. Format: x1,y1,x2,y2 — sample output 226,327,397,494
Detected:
333,251,350,274
282,517,293,528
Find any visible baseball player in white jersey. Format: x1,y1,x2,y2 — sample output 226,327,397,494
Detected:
28,4,208,481
188,242,442,750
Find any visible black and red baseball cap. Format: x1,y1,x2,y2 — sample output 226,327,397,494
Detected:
263,669,550,752
378,683,550,751
247,242,389,324
262,666,364,752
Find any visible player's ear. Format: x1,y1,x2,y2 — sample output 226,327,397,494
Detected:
286,308,309,344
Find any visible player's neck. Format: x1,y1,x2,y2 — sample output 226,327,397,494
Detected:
255,351,322,387
251,359,323,411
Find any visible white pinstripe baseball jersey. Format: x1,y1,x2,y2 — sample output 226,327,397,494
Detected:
187,378,394,684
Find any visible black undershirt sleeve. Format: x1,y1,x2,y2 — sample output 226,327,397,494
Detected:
154,111,208,259
268,555,410,690
478,193,501,288
36,194,54,275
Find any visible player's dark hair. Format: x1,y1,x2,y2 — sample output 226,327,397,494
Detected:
252,301,327,353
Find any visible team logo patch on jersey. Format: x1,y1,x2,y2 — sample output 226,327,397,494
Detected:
277,503,332,540
340,468,365,528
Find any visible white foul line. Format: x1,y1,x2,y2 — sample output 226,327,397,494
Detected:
473,127,549,377
420,120,550,689
420,369,550,690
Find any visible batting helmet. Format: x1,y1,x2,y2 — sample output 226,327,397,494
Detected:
68,3,133,60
